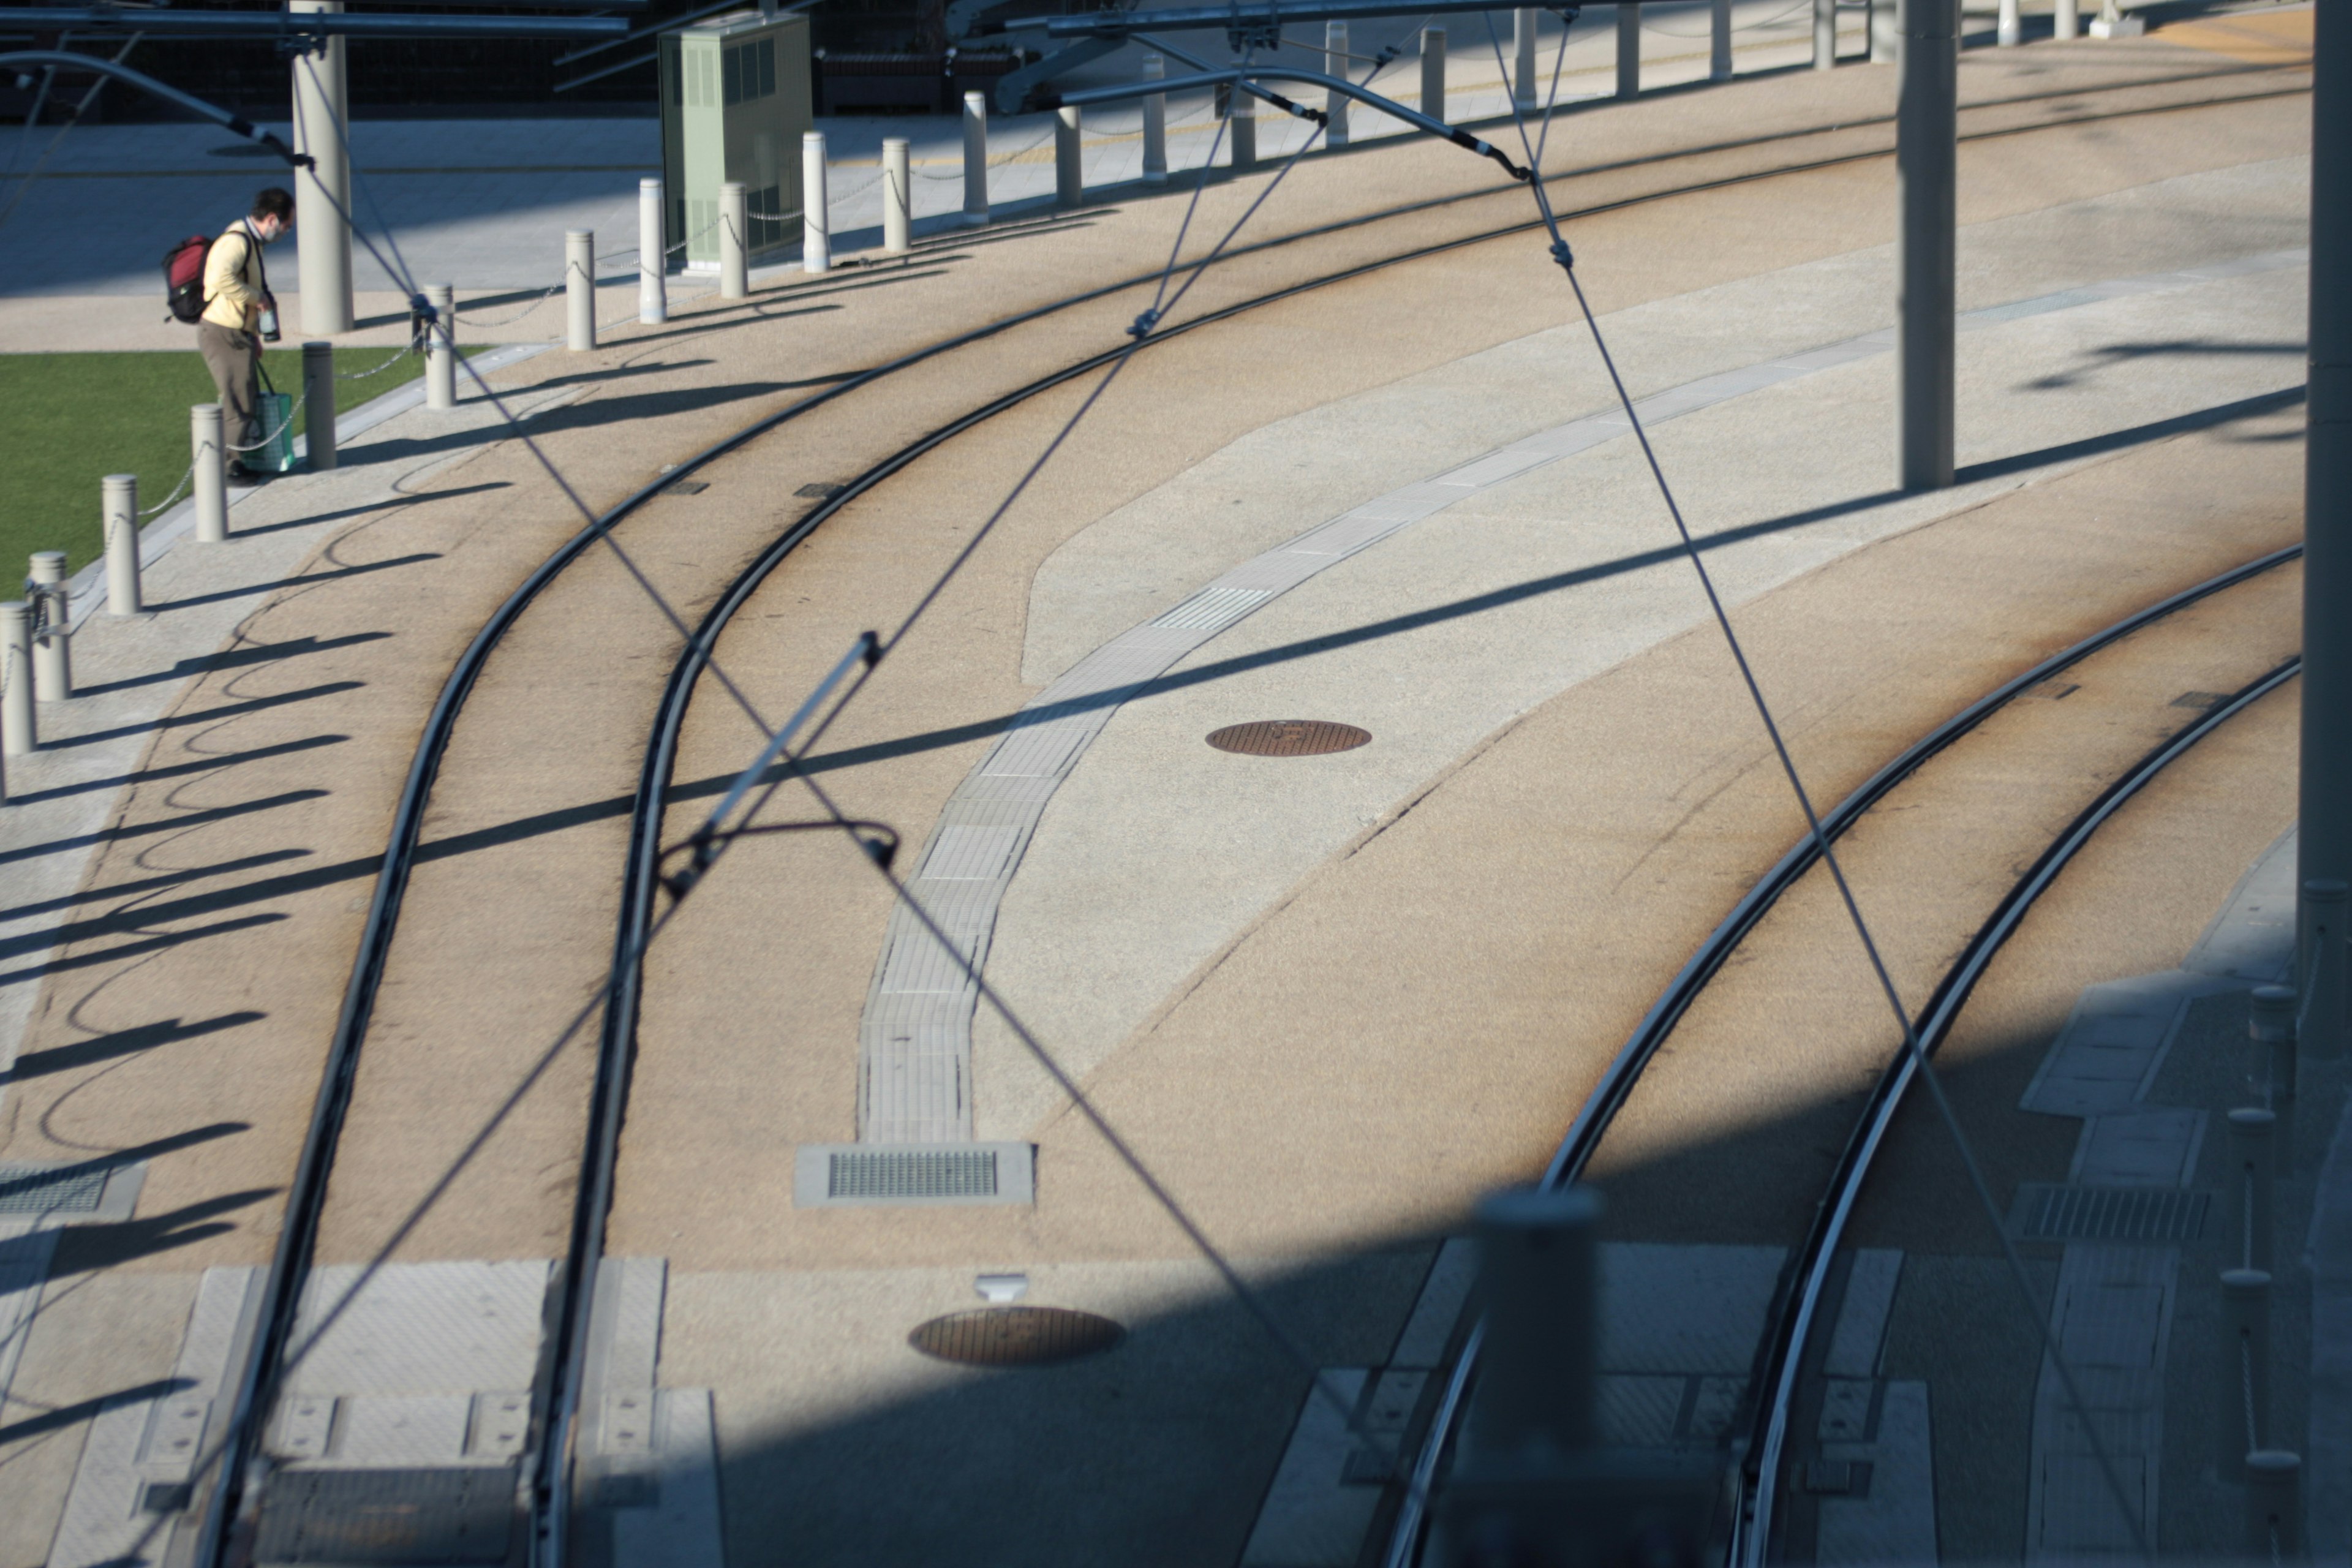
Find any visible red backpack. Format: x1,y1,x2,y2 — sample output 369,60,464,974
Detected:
164,233,213,323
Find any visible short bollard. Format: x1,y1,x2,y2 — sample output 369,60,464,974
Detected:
1997,0,2021,45
2228,1107,2276,1275
1141,55,1168,185
802,130,831,274
1814,0,1835,67
2300,878,2346,1059
962,91,989,226
638,176,668,326
1871,0,1899,61
1229,88,1256,171
102,474,140,616
1327,21,1352,143
2245,1450,2302,1560
2054,0,2079,39
1422,26,1446,115
28,552,69,703
2252,984,2298,1169
882,137,911,254
2218,1268,2272,1482
426,284,457,411
301,341,336,472
1054,105,1082,208
719,182,750,298
0,601,33,757
1616,1,1640,99
192,402,228,543
565,228,596,352
1516,7,1545,98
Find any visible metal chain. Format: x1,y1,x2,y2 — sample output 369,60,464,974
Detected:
336,346,418,381
228,395,301,455
456,281,565,329
140,464,194,515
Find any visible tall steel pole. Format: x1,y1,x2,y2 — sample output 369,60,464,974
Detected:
1897,0,1956,491
2304,0,2351,1055
291,0,354,336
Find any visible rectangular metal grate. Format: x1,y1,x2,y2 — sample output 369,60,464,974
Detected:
2011,1184,2210,1243
0,1163,109,1215
254,1466,516,1564
829,1148,996,1200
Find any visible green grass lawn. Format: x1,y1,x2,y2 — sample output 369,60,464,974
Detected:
3,345,481,579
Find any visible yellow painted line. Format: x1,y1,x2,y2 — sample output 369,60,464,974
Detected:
2154,7,2313,67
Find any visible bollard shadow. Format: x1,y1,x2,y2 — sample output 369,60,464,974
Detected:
36,684,363,753
219,482,512,541
350,380,815,467
71,635,390,700
0,912,289,987
0,790,329,869
2021,339,2306,391
50,1188,280,1276
0,1011,266,1086
0,1380,197,1448
156,555,439,614
1,850,312,921
0,741,346,812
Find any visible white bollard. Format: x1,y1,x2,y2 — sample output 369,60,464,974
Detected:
192,403,228,543
962,91,989,226
301,341,336,472
0,601,32,757
802,130,831,274
1054,105,1082,208
2245,1451,2303,1560
1326,21,1351,145
1998,0,2021,45
882,137,911,254
27,552,69,703
1815,0,1836,67
566,229,596,352
1871,0,1899,62
1516,9,1540,105
2252,984,2299,1170
2228,1107,2277,1275
426,284,456,411
1617,1,1641,98
2301,878,2347,1058
2054,0,2079,39
2219,1269,2272,1482
102,475,140,616
1422,26,1447,116
719,183,750,298
639,177,668,325
1141,55,1167,185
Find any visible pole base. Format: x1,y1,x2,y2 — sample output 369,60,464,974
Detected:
2087,15,2144,36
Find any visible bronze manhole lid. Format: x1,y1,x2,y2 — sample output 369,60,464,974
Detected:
1207,720,1371,758
908,1306,1124,1366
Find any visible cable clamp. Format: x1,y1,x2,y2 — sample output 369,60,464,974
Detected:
1550,238,1575,272
1128,307,1162,340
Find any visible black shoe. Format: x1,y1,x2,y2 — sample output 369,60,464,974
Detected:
227,463,263,488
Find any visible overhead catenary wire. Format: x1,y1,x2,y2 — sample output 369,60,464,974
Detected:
1471,16,2156,1561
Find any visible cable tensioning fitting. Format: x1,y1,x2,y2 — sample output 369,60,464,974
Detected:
1449,129,1531,181
1550,238,1575,271
1129,307,1163,340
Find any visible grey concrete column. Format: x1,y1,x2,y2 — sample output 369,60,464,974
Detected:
0,602,32,757
2307,0,2352,1044
1997,0,2020,46
1616,3,1640,99
1468,1187,1600,1455
2244,1451,2302,1559
639,177,668,325
1141,56,1168,184
802,130,831,273
2228,1107,2277,1274
565,229,596,352
2301,879,2348,1058
2219,1268,2272,1481
1054,107,1082,207
1815,0,1836,68
1898,0,1958,492
27,552,69,703
2054,0,2079,40
425,284,456,410
302,341,336,472
192,403,228,543
102,475,140,616
1871,0,1899,62
962,91,990,225
718,184,750,299
883,138,912,253
1710,0,1733,80
1514,9,1539,107
1329,21,1354,143
1422,26,1447,115
289,2,353,337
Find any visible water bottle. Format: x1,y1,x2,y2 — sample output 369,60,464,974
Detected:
258,293,281,343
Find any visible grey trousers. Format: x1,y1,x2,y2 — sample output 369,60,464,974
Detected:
197,320,260,461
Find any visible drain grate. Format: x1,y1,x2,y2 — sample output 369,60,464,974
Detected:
909,1306,1123,1367
0,1163,110,1215
253,1466,516,1564
830,1147,997,1200
2011,1183,2210,1243
1207,720,1371,758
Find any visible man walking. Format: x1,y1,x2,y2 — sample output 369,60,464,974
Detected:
199,187,295,484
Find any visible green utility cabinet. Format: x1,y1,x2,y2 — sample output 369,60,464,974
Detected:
660,9,813,268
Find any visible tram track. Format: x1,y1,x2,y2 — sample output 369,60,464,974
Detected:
141,54,2310,1568
1382,546,2305,1566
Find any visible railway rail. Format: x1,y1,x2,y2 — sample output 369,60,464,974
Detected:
1381,545,2306,1566
131,51,2313,1567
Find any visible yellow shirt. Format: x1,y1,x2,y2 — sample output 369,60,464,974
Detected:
200,219,268,331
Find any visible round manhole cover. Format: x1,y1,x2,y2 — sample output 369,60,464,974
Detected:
908,1306,1125,1366
1207,720,1371,758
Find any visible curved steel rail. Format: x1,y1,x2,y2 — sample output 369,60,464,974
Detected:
1383,543,2305,1567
